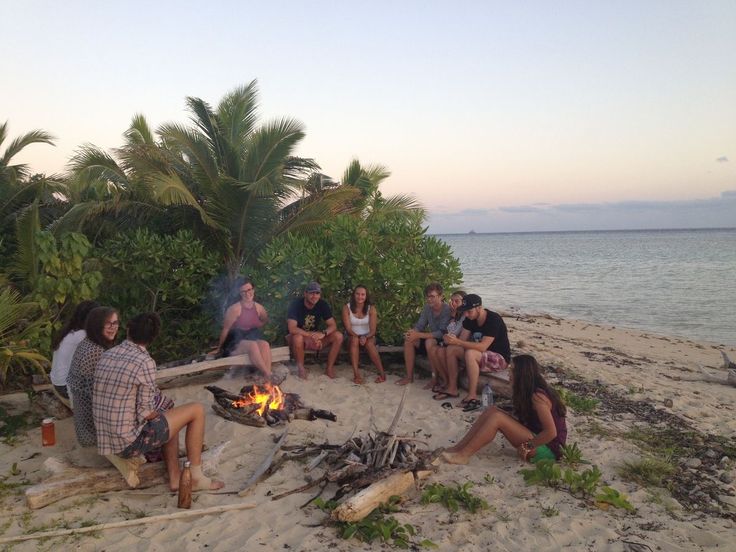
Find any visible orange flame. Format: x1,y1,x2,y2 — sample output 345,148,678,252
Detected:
232,382,285,416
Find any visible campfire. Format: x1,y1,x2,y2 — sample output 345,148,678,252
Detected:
206,385,336,427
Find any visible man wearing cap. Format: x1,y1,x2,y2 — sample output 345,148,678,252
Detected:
287,282,344,379
442,294,511,411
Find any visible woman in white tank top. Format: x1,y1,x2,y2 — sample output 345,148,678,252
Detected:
342,285,386,384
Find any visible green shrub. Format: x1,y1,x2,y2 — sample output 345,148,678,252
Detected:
96,229,221,362
253,214,462,344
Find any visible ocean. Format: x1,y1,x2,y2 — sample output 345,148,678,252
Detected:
438,228,736,346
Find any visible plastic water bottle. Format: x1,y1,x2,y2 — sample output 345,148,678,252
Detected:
481,383,493,408
178,460,192,509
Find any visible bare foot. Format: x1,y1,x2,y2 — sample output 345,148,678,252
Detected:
193,477,225,491
297,366,308,379
395,377,413,386
422,379,437,390
375,374,386,383
326,367,336,379
441,451,470,465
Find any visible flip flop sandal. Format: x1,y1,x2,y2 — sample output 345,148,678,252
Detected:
462,399,482,412
441,402,453,410
433,392,459,401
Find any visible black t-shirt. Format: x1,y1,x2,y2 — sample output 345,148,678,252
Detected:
287,298,333,331
462,309,511,362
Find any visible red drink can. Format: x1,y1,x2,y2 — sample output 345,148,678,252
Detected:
41,418,56,447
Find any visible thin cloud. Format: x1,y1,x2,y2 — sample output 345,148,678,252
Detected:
716,156,729,163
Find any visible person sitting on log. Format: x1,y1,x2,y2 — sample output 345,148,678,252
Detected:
342,284,386,384
67,306,118,447
218,277,273,380
287,281,344,380
443,354,567,464
93,312,224,491
427,290,466,393
396,282,451,386
439,294,511,411
50,299,100,407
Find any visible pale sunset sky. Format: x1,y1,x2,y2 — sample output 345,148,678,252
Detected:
2,1,734,233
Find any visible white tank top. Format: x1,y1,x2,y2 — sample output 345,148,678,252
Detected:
347,304,371,336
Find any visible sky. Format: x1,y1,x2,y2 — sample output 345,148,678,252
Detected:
2,0,735,233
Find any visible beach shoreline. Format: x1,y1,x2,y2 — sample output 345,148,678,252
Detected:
1,312,734,551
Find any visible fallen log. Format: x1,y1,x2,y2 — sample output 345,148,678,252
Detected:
331,470,427,522
156,347,291,382
0,502,256,545
25,441,228,510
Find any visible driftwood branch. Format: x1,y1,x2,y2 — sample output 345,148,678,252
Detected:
25,441,229,510
238,430,288,496
0,502,256,545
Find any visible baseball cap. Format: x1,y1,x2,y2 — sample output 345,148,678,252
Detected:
305,281,322,293
458,293,482,313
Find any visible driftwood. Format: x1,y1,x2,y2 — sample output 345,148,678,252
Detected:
238,430,288,496
0,502,256,545
331,470,414,522
25,441,229,510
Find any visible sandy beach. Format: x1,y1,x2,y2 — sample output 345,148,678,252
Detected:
1,313,735,551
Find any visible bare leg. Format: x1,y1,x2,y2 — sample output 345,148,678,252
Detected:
348,336,363,383
398,338,419,384
243,340,271,378
463,349,482,401
435,347,449,389
364,338,385,382
443,407,533,464
324,331,344,378
444,345,464,396
163,403,224,490
289,334,308,379
258,341,272,375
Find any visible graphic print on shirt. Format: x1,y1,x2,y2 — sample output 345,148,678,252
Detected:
472,332,483,343
303,314,316,331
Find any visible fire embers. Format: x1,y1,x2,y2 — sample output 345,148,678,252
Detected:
206,385,336,427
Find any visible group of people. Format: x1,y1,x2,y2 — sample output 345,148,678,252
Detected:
49,278,566,492
50,303,224,491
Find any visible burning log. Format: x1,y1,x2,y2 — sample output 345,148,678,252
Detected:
205,384,336,427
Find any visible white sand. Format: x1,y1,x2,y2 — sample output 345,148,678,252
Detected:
1,315,734,551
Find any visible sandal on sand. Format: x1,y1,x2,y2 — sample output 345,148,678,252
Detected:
431,384,445,394
375,375,386,383
433,391,459,401
462,399,482,412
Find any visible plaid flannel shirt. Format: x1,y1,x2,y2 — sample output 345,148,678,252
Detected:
93,340,158,455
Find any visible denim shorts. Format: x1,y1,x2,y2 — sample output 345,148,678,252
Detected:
119,415,170,459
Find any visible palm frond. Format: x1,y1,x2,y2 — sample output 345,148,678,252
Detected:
147,171,221,229
1,129,55,166
68,144,130,188
217,80,259,153
124,114,156,146
241,117,305,184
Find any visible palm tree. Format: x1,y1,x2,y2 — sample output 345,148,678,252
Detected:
0,121,55,187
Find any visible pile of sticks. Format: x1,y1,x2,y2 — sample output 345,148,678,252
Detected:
240,388,437,521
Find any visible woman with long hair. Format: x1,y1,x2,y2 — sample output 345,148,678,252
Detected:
50,300,99,401
442,354,567,464
342,285,386,384
67,306,119,447
218,278,272,380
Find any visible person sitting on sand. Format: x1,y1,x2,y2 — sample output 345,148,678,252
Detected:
426,290,466,393
396,282,451,385
287,281,344,379
218,277,273,379
50,299,99,405
67,306,118,447
93,312,224,491
438,294,510,410
443,354,567,464
342,284,386,384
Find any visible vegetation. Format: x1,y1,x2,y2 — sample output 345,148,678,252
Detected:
618,456,675,487
556,387,600,414
521,459,634,512
0,81,463,389
420,482,489,514
314,496,435,549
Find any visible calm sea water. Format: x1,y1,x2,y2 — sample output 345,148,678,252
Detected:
438,228,736,346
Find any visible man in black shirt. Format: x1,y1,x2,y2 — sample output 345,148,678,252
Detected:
287,281,344,379
443,294,510,410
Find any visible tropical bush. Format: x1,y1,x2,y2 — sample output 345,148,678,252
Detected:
253,213,462,344
96,229,221,361
0,289,48,386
